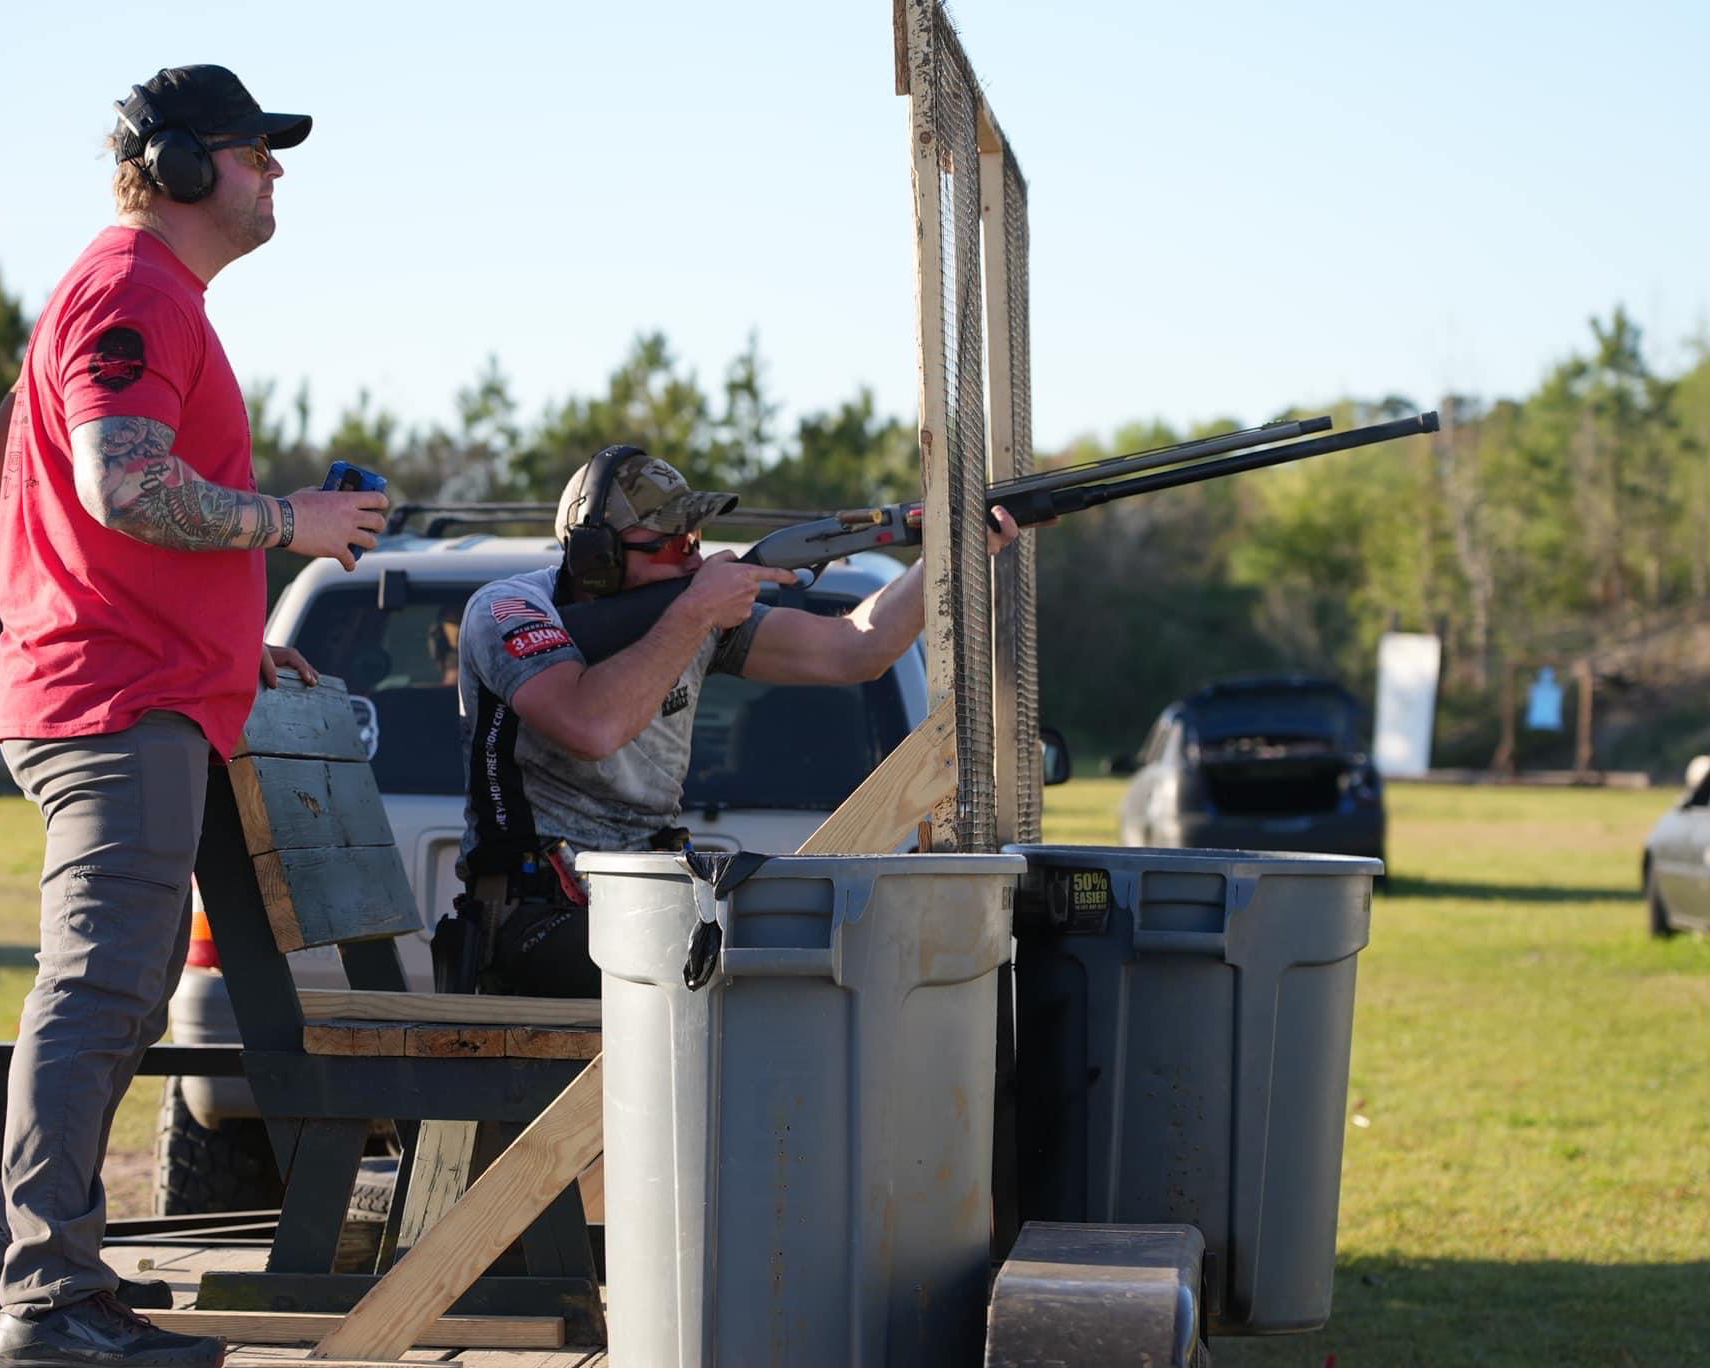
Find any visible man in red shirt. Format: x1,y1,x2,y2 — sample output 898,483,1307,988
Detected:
0,66,387,1368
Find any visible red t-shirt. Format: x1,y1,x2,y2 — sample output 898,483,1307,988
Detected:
0,227,267,760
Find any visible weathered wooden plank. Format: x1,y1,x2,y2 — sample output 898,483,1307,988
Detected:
311,1057,605,1362
981,140,1021,850
229,1360,460,1368
230,756,396,858
252,848,421,952
300,1020,602,1061
396,1121,481,1258
404,1026,504,1059
902,1,961,851
237,672,368,764
303,1022,407,1056
151,1310,562,1349
503,1027,602,1060
298,992,601,1029
795,695,956,854
578,1157,604,1227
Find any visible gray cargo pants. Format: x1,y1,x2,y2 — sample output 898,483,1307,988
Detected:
0,712,209,1314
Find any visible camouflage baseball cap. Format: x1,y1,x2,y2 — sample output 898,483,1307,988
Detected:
554,446,738,541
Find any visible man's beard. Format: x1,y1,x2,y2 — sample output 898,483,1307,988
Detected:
213,198,275,256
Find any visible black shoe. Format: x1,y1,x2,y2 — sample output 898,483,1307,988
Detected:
112,1283,172,1314
0,1291,222,1367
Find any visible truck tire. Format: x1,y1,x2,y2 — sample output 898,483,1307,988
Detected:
1646,862,1676,939
152,1077,285,1216
347,1156,398,1220
334,1156,399,1274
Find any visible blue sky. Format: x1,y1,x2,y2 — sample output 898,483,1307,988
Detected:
4,1,1704,455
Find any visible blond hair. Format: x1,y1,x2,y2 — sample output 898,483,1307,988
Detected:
103,132,157,215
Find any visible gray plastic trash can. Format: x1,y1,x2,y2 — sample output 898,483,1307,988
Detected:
581,850,1026,1368
1003,845,1378,1335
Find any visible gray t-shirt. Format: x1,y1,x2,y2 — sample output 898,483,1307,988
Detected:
457,565,766,873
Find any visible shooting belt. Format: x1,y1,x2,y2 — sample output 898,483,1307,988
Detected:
457,827,692,995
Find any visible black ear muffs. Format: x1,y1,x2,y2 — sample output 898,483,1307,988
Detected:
563,444,647,598
114,84,216,204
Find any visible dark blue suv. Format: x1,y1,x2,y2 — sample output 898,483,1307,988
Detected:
1117,675,1386,864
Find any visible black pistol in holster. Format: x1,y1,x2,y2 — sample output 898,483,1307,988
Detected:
432,832,693,997
435,841,610,999
430,872,511,995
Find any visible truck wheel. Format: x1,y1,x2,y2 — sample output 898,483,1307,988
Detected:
347,1156,398,1220
152,1077,285,1216
334,1157,399,1274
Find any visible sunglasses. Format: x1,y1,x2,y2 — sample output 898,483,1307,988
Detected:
621,531,700,564
205,134,273,172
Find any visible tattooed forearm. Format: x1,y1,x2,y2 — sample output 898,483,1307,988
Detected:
248,492,279,550
70,416,276,552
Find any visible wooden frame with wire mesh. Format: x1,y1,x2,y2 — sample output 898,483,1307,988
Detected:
897,0,1042,851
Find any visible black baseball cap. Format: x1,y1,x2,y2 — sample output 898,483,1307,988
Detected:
113,65,311,162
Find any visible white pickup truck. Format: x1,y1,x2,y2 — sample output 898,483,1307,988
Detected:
157,513,930,1214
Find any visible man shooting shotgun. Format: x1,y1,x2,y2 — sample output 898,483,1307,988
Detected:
442,444,1021,997
440,410,1435,998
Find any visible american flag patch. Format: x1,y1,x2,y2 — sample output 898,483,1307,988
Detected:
490,596,548,624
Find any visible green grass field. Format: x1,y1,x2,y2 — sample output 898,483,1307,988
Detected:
0,783,1706,1362
1044,778,1710,1367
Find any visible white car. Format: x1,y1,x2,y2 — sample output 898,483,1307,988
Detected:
158,513,929,1213
1642,754,1710,938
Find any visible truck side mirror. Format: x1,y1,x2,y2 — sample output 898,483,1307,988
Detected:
1040,727,1072,786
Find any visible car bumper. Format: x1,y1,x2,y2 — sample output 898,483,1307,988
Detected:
167,969,255,1128
1173,810,1386,862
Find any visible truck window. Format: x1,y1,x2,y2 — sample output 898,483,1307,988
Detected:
290,583,913,808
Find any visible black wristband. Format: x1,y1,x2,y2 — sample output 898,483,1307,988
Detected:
276,497,294,550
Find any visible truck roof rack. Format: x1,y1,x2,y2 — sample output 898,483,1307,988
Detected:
385,502,837,540
383,503,555,538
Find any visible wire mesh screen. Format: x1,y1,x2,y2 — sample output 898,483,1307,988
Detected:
994,144,1042,843
927,13,997,852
